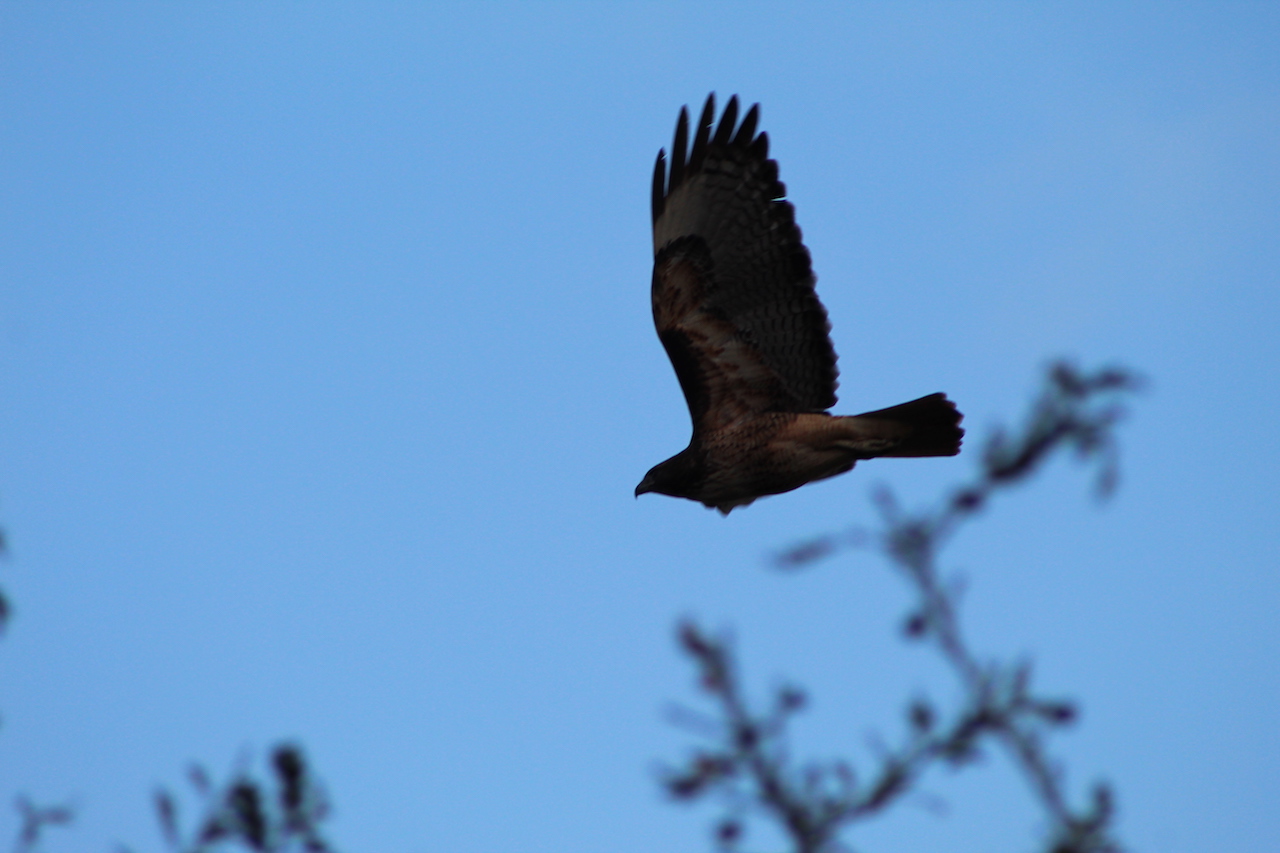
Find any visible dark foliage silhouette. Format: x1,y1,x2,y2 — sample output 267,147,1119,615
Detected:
6,362,1138,853
5,742,333,853
1,514,335,853
145,744,333,853
11,797,73,853
663,362,1139,853
1,520,9,635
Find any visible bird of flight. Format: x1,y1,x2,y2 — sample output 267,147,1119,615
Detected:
635,94,964,515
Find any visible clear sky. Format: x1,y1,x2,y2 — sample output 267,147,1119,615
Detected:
1,3,1277,852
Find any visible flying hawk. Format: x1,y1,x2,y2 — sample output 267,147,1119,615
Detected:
635,94,963,514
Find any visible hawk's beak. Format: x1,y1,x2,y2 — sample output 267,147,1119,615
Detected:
635,477,654,497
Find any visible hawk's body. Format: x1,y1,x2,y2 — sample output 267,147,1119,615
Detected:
636,95,963,514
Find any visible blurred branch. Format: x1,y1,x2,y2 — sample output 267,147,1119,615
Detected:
0,500,334,853
146,744,334,853
1,520,61,853
1,517,10,636
666,362,1139,853
11,797,73,853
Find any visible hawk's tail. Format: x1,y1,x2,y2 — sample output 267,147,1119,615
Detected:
851,393,964,457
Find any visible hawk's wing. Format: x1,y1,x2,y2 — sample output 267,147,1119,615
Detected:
651,94,839,436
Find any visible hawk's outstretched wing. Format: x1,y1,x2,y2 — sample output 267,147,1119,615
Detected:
651,94,838,436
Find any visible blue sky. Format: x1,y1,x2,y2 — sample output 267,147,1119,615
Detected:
1,3,1277,851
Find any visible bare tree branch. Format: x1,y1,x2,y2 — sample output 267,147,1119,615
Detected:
148,744,334,853
12,796,73,853
666,362,1139,853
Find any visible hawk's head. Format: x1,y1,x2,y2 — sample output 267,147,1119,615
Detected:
635,448,699,499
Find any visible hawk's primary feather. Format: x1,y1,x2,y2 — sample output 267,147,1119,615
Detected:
637,95,963,514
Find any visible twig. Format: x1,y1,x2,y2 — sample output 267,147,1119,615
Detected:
667,362,1139,853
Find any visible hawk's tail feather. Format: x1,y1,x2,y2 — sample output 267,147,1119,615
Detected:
853,393,964,457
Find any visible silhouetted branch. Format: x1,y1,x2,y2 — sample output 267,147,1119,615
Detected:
145,744,334,853
0,498,334,853
11,796,73,853
3,523,69,853
1,519,10,637
667,362,1138,853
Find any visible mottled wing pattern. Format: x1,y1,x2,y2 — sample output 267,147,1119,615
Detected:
651,94,839,435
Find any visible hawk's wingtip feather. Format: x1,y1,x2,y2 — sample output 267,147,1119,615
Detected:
669,107,689,192
651,149,667,224
712,95,738,147
733,103,759,147
690,94,715,172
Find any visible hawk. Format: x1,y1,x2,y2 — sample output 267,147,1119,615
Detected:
635,94,963,514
